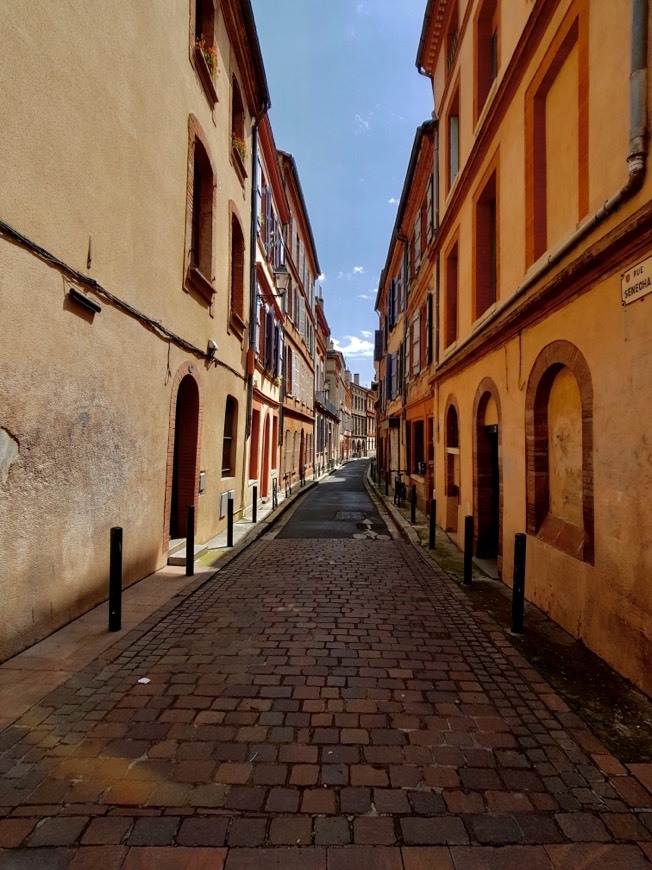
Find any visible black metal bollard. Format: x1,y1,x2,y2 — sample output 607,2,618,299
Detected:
185,505,195,577
109,527,122,632
511,533,527,633
429,499,437,549
463,515,473,586
411,484,417,523
252,485,258,523
385,470,389,496
227,497,234,547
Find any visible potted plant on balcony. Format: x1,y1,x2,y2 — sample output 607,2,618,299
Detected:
232,134,246,163
196,34,218,78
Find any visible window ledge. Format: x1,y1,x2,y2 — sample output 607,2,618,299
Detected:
193,45,218,107
186,264,215,303
231,146,248,185
229,310,246,338
536,513,588,562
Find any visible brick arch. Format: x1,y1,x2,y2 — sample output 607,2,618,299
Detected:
525,340,593,563
443,394,461,534
472,377,503,566
163,361,203,552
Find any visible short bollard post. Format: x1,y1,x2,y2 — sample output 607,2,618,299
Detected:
511,533,527,633
385,471,389,496
227,496,234,547
429,499,437,550
463,515,473,586
109,527,122,632
185,505,194,577
252,485,258,523
410,484,417,523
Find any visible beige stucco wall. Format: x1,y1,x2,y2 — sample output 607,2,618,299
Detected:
0,2,258,660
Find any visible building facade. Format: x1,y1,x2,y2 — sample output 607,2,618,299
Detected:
0,0,269,661
402,0,652,693
278,152,318,492
314,296,340,475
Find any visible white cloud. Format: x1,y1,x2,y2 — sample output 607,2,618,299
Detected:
333,335,374,359
317,273,325,281
354,112,374,132
360,330,372,338
337,266,367,281
357,294,373,300
388,197,398,204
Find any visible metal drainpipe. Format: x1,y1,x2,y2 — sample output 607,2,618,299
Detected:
397,234,409,475
243,103,269,515
436,0,648,372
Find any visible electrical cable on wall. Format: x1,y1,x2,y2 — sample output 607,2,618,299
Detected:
0,217,246,383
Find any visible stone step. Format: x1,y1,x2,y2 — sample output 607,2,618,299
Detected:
167,542,208,566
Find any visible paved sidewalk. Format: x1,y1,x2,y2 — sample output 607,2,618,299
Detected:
0,474,320,733
1,533,651,867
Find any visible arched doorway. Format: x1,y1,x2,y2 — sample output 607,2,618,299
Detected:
445,400,460,533
474,383,501,561
261,414,271,497
299,429,305,477
170,374,199,539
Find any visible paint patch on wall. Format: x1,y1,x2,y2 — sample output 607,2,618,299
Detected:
0,428,19,484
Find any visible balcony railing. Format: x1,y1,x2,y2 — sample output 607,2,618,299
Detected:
315,391,339,418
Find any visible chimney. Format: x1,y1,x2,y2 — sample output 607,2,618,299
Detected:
354,373,360,385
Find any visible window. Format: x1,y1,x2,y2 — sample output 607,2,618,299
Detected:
185,118,215,304
474,169,498,319
476,0,499,120
411,311,421,377
446,2,460,73
192,0,217,104
445,241,459,347
413,421,425,473
271,417,278,469
448,88,460,190
222,396,238,477
231,78,246,174
284,429,291,475
526,341,593,562
285,346,293,394
526,12,586,266
230,214,245,325
191,140,213,282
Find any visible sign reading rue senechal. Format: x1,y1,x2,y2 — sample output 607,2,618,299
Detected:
622,255,652,305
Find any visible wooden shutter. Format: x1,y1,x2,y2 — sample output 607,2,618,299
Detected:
426,175,434,242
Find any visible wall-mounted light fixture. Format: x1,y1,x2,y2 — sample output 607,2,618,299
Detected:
69,287,101,314
207,338,218,359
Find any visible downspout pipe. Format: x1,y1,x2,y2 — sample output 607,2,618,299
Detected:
436,0,648,372
245,103,270,441
397,233,409,474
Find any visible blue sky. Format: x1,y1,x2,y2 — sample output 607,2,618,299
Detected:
251,0,432,386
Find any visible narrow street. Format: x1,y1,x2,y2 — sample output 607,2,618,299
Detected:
0,462,651,868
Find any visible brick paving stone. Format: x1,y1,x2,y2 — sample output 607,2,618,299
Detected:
353,816,396,845
466,814,524,845
450,845,554,869
215,763,253,784
123,846,226,869
227,818,267,847
224,786,266,812
401,817,469,845
127,816,179,846
265,787,301,813
81,816,132,845
544,843,651,869
314,816,351,845
0,818,37,847
269,816,313,845
68,845,129,869
225,848,326,869
340,787,372,814
28,816,89,847
302,788,337,814
176,816,229,846
0,847,75,869
327,846,404,870
401,846,454,869
555,812,611,842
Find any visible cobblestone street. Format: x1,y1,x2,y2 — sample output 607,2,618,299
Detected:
1,466,651,868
